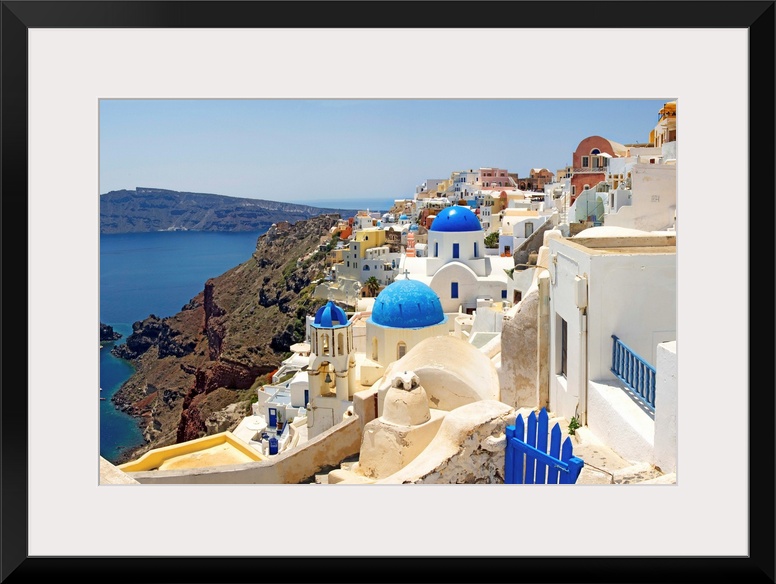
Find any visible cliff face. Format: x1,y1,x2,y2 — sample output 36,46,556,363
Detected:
100,187,356,234
110,214,341,464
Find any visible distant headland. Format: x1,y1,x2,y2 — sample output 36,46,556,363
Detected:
100,187,358,234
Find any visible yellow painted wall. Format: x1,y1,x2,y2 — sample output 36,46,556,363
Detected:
117,431,266,472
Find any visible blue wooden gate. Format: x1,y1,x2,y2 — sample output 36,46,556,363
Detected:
505,408,584,484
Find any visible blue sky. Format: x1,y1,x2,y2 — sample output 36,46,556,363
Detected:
99,99,673,204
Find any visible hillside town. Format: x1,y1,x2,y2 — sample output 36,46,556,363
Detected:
101,101,678,486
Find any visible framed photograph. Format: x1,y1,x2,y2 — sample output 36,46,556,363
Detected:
4,1,773,582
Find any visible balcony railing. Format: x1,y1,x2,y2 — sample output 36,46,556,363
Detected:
610,335,656,412
572,167,607,173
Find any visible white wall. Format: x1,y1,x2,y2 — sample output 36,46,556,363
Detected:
548,247,588,422
604,164,676,232
587,253,676,378
429,262,480,312
366,320,449,367
571,189,605,223
429,262,509,313
548,237,676,424
425,230,489,277
653,341,677,473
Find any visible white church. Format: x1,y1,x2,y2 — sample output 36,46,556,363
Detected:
398,203,515,316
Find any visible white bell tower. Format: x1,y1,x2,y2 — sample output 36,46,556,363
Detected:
307,300,356,437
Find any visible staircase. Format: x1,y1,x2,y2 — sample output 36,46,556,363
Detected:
566,425,673,485
519,408,674,485
558,192,569,225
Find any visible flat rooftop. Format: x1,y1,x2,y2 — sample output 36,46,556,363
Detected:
157,442,258,471
118,431,265,473
563,233,676,256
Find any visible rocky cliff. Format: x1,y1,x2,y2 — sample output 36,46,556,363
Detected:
110,214,342,464
100,187,356,234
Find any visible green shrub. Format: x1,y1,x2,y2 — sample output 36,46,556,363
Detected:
484,232,500,248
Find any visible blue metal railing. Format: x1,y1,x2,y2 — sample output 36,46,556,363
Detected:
611,335,656,412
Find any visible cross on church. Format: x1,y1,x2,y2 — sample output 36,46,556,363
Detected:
403,269,411,279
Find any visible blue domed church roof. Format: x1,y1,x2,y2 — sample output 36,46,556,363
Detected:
313,301,349,328
428,205,481,232
370,279,446,329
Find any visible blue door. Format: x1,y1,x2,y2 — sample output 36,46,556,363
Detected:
268,407,277,427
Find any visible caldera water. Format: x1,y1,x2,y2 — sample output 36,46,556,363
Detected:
100,230,266,463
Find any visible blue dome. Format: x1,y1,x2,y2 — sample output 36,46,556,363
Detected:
313,301,349,328
399,214,408,220
410,225,419,231
369,279,446,329
429,205,481,232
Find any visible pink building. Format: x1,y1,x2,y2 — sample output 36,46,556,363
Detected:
569,136,627,203
476,167,511,188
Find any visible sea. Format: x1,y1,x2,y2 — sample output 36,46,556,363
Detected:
99,199,394,463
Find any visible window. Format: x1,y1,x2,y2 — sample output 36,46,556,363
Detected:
501,289,507,299
560,317,568,377
474,242,478,257
435,242,439,257
525,222,534,238
322,334,330,356
371,337,378,360
590,148,600,155
453,243,459,259
513,290,522,304
363,265,370,271
451,282,459,299
581,156,589,168
397,342,407,360
337,332,344,356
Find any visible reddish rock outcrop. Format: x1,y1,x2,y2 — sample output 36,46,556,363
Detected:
111,214,341,464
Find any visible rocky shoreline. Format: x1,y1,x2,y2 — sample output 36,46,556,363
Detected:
100,322,122,342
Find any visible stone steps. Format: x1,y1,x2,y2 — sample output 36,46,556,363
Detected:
316,410,673,485
528,418,670,485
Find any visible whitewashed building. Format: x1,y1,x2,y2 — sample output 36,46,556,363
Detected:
546,226,676,469
399,204,514,316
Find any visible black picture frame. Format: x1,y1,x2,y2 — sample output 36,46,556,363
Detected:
2,2,774,582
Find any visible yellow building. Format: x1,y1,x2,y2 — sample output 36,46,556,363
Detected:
650,101,676,148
